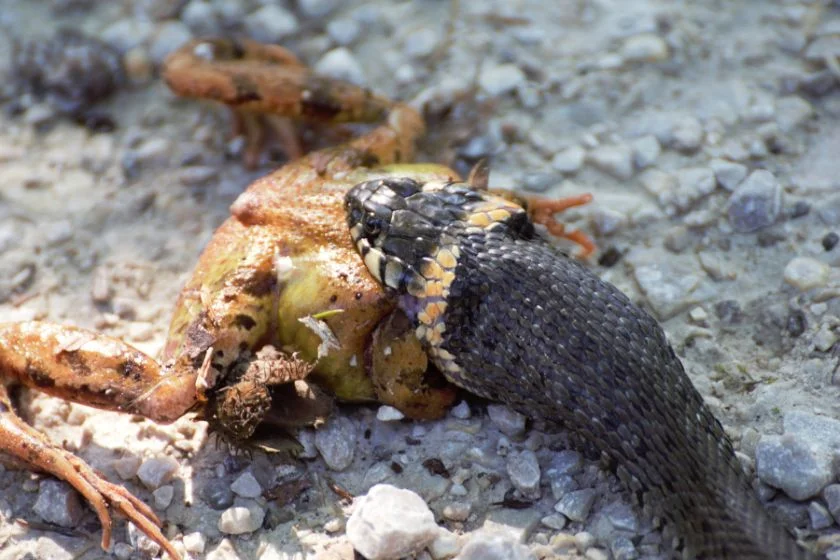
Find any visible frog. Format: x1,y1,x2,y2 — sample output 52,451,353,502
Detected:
0,38,594,560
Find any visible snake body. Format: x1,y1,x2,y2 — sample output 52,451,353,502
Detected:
345,177,813,559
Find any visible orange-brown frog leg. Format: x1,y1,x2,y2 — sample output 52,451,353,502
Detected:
0,322,192,559
163,38,416,169
525,193,596,257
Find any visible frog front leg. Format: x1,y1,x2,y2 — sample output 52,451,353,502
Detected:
0,322,189,560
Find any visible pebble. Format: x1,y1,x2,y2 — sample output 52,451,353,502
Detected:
592,206,628,236
137,456,179,490
346,484,439,560
443,502,471,521
813,323,837,352
479,64,526,96
776,96,814,132
552,146,586,175
805,36,840,64
507,450,541,500
201,478,235,510
231,471,262,499
630,135,660,169
315,415,357,470
218,504,266,535
450,401,471,419
34,480,83,527
824,484,840,523
487,404,527,437
299,0,341,18
181,1,220,35
554,488,597,522
315,48,366,86
403,28,439,59
376,405,405,422
457,533,534,560
205,539,241,560
621,34,669,62
429,529,461,559
101,19,155,53
541,513,567,530
149,21,193,65
123,47,154,84
674,167,716,211
244,5,299,44
709,158,747,191
626,248,711,319
809,501,834,530
670,115,704,153
183,531,207,554
611,537,639,560
327,19,361,46
726,170,782,232
783,257,830,291
756,437,833,500
113,456,142,480
586,144,634,180
153,485,174,509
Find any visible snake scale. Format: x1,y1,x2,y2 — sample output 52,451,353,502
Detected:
345,177,814,559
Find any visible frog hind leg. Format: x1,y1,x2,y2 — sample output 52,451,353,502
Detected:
163,38,424,171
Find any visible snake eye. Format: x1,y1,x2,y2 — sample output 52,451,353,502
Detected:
363,214,385,237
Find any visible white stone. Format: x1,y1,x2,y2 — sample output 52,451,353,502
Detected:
315,48,366,86
218,504,266,535
376,405,405,422
587,144,634,180
244,5,298,43
783,257,829,291
183,531,207,553
347,484,439,560
479,64,526,96
551,146,586,174
621,34,669,62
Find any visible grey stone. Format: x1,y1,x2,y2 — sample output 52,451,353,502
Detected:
823,484,840,523
805,36,840,63
347,484,439,560
101,19,155,53
808,501,834,530
315,48,366,86
611,536,639,560
315,415,357,470
554,488,597,522
403,28,439,59
621,34,669,63
244,5,298,44
231,471,262,499
727,170,782,232
550,475,578,500
201,478,234,510
756,435,833,500
709,158,747,191
587,144,635,180
630,135,660,169
507,450,541,500
487,404,527,437
817,195,840,225
776,96,814,132
153,485,174,509
674,167,716,211
443,502,471,521
552,146,586,174
137,456,179,490
450,400,471,419
182,1,221,35
626,248,712,319
149,21,193,65
327,19,360,46
670,115,704,152
479,64,526,96
298,0,341,18
34,480,83,527
218,503,266,534
604,500,640,532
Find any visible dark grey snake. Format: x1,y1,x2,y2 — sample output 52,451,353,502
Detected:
345,177,815,559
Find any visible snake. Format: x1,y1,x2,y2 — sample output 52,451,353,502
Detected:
344,177,815,559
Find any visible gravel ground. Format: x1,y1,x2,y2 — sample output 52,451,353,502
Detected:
2,0,840,559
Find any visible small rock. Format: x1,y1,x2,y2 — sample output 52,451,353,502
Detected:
630,135,660,169
457,533,534,560
327,19,360,46
179,166,219,186
153,485,174,509
429,529,461,559
507,449,541,500
137,456,179,490
674,167,716,211
183,531,207,554
315,415,357,470
554,488,597,522
604,501,640,532
809,501,834,530
776,96,814,132
113,455,142,480
101,19,155,53
149,21,193,65
805,36,840,64
450,401,471,419
611,536,639,560
727,170,782,232
813,323,837,352
123,47,153,84
182,1,221,35
783,257,830,291
346,484,439,560
823,484,840,523
487,404,527,437
592,206,628,236
127,522,161,557
202,478,235,510
443,502,471,521
621,34,669,62
376,405,405,422
34,480,83,527
587,144,634,180
541,514,567,530
231,471,263,499
218,504,266,535
552,146,586,175
244,5,299,44
403,28,439,58
298,0,340,18
756,435,833,500
315,48,366,86
479,64,526,96
626,249,711,319
670,115,704,153
710,159,748,191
